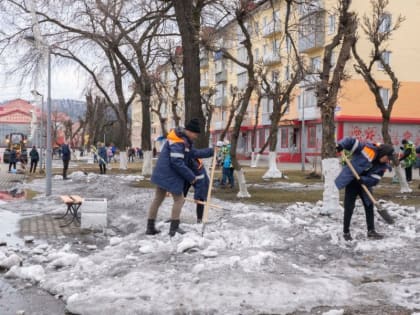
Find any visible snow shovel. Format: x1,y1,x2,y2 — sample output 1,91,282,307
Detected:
342,153,394,224
202,148,219,236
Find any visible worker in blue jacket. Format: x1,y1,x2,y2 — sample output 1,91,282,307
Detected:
146,118,214,236
335,137,394,241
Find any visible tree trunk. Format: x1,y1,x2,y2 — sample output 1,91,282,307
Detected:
320,158,341,215
321,103,336,159
173,0,207,148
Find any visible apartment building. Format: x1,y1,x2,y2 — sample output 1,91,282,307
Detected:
132,0,420,161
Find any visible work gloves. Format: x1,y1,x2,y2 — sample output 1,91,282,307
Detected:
336,144,344,153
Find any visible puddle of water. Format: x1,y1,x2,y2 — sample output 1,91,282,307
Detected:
0,210,23,246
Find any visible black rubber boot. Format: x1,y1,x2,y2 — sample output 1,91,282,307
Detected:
145,219,160,235
169,220,185,237
367,230,384,240
343,232,353,241
196,204,204,224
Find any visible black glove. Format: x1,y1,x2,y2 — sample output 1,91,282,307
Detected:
357,178,365,186
336,144,344,153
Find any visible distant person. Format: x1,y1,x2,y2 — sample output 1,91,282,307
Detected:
29,145,39,173
97,142,107,174
61,142,71,180
335,137,394,241
8,148,17,173
399,139,416,182
152,147,157,158
220,140,234,188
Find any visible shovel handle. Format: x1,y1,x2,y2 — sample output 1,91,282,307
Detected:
341,153,378,204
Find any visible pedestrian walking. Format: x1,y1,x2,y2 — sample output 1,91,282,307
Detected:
29,145,39,173
61,142,71,180
335,137,395,241
399,139,416,182
97,142,107,174
146,118,209,236
8,148,17,172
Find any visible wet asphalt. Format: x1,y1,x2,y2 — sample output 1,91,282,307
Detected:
0,166,68,315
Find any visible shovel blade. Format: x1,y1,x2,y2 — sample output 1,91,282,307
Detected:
377,208,395,224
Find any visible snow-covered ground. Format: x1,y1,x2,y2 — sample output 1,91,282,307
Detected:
0,171,419,315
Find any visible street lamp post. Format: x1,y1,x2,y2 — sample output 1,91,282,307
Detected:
301,91,306,172
31,90,44,171
26,35,52,196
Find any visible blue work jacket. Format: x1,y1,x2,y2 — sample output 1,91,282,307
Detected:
151,128,213,195
335,137,391,190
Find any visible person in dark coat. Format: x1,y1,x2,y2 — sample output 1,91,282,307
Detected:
8,148,17,172
97,142,108,174
146,118,213,237
61,142,71,180
29,145,39,173
184,158,211,224
335,137,395,241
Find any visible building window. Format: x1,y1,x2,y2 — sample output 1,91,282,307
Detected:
379,13,391,33
285,65,290,80
307,125,317,148
380,88,389,109
377,51,391,70
310,56,321,72
286,37,292,53
271,71,279,82
328,14,336,34
281,128,288,148
237,72,248,90
330,51,336,69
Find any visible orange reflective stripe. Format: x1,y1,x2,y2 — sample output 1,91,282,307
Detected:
362,146,375,161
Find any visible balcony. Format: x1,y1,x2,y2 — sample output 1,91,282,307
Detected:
200,57,209,68
298,10,326,53
215,96,227,107
261,112,271,125
200,79,209,88
262,53,282,66
215,70,227,83
298,105,321,121
214,121,225,130
262,21,282,37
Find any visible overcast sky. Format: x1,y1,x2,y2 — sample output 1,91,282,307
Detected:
0,64,87,103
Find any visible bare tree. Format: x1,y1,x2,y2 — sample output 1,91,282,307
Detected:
352,0,404,145
202,0,260,197
172,0,211,148
316,0,357,159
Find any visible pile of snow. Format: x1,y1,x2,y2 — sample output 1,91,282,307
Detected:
0,172,418,314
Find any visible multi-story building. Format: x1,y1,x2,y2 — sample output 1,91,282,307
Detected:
131,0,420,161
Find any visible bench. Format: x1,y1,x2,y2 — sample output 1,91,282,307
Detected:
56,195,84,227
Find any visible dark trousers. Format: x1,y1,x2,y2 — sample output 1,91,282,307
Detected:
99,163,106,174
343,180,375,233
183,183,204,221
8,162,16,172
405,166,413,182
62,159,70,179
30,160,38,173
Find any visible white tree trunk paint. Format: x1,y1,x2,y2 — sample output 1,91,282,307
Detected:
320,158,341,215
119,150,128,170
141,150,153,176
236,168,251,198
394,164,412,193
262,151,283,179
250,152,259,168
